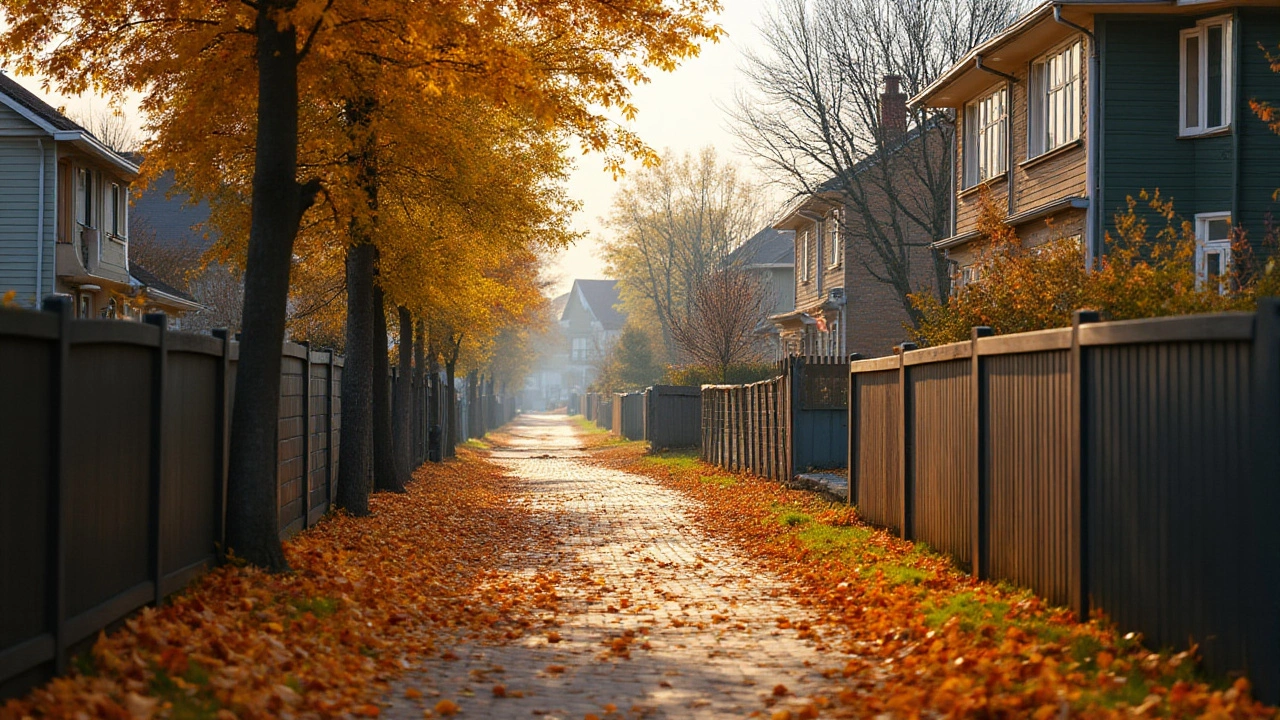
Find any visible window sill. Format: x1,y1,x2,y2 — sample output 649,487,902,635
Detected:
1178,125,1232,140
1019,139,1083,170
108,235,127,245
958,173,1008,199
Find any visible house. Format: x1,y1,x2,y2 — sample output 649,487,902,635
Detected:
523,291,572,410
911,0,1280,287
560,279,626,391
770,76,939,359
728,226,795,358
0,73,200,321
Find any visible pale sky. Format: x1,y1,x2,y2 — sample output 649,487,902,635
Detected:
3,0,780,298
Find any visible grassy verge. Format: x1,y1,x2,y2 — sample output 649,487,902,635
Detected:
586,442,1267,718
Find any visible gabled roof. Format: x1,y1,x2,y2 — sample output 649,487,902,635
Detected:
729,227,795,268
130,262,201,309
130,171,216,251
0,72,140,178
564,279,626,330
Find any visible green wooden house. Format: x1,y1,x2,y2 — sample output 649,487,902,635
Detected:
911,0,1280,288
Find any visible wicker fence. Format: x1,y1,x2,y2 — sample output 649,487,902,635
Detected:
850,304,1280,700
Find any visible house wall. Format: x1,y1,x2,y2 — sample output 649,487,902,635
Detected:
1098,10,1280,248
0,110,57,307
954,32,1089,242
768,266,795,314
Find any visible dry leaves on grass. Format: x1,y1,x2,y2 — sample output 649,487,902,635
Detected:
1,450,548,719
602,446,1275,719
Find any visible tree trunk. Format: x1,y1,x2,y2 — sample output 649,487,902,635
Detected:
336,242,375,516
394,305,414,484
371,277,401,492
413,320,426,465
224,8,307,572
445,358,458,456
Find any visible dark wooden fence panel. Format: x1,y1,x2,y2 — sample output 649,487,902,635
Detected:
159,343,221,590
63,337,155,623
277,348,307,538
329,359,342,505
1087,339,1254,681
852,369,901,532
908,358,974,566
984,349,1073,607
0,323,54,674
307,353,331,525
644,386,701,450
618,393,645,440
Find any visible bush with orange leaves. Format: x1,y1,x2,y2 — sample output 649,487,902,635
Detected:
910,190,1280,346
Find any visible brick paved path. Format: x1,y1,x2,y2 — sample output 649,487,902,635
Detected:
386,414,841,719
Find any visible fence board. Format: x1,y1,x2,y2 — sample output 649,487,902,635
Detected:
908,359,974,566
853,370,901,531
159,351,220,581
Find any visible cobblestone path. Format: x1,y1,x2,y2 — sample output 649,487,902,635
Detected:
386,414,841,719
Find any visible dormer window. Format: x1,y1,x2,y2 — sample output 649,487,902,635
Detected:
1180,16,1232,136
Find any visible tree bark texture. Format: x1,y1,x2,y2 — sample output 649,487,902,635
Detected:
413,320,426,465
371,277,402,492
445,358,458,457
224,9,305,572
336,242,375,516
394,305,414,484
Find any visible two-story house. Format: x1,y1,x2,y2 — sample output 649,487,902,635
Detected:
0,73,200,320
912,0,1280,287
770,76,940,359
560,279,626,391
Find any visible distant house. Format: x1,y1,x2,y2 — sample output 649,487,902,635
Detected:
770,76,936,358
0,73,200,321
523,291,572,410
728,226,795,358
911,0,1280,292
560,279,626,391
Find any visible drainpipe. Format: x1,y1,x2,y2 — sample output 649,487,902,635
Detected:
1054,5,1099,268
35,138,45,302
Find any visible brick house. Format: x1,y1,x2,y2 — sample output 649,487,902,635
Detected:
769,76,940,359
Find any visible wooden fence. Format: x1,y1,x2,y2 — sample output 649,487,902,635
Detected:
850,304,1280,700
613,392,645,441
643,386,701,450
700,356,847,482
0,299,466,697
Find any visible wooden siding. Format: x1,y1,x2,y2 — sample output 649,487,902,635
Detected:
0,138,56,307
0,101,38,133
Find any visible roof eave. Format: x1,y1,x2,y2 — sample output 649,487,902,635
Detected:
53,131,141,179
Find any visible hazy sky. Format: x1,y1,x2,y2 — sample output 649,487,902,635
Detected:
4,1,780,298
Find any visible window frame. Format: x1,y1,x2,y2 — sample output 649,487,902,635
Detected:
1179,15,1233,137
827,209,842,268
800,230,811,282
964,86,1008,188
75,168,93,228
1028,40,1082,158
1194,211,1232,293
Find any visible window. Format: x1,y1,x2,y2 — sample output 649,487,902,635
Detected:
78,294,90,319
827,210,841,267
964,87,1008,187
800,230,811,281
75,168,93,227
571,337,591,362
1195,212,1232,292
1180,16,1232,135
1029,41,1082,157
105,183,124,238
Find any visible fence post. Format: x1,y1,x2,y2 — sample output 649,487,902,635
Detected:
42,296,71,673
847,353,863,506
969,327,993,579
897,343,917,540
1068,310,1098,621
143,313,167,607
300,341,312,529
1249,298,1280,701
211,329,232,552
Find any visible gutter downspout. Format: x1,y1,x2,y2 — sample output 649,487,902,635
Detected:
35,138,45,302
975,56,1018,218
1054,4,1099,269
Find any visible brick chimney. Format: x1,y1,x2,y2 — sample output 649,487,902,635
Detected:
879,74,907,139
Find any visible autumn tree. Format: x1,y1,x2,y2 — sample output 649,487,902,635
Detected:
669,267,772,382
602,147,765,359
731,0,1023,321
0,0,721,569
596,323,664,393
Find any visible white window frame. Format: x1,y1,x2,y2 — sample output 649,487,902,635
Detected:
1179,15,1233,136
964,86,1008,188
800,230,811,282
1194,211,1232,292
827,210,842,268
75,168,93,228
1029,41,1082,158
